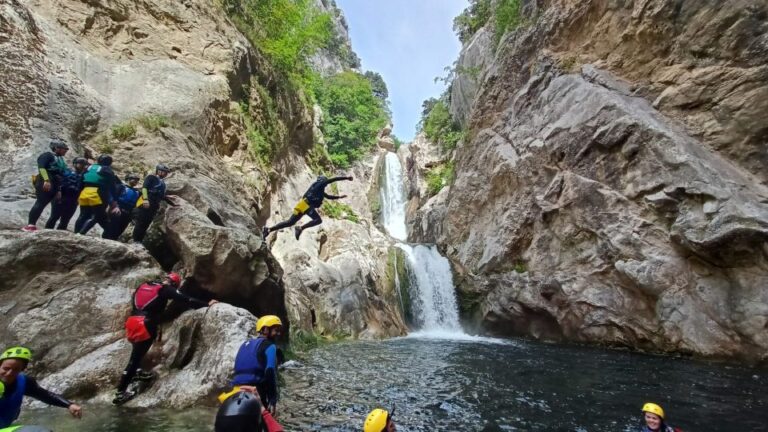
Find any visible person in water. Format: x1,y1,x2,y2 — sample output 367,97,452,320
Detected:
364,408,396,432
44,157,87,231
113,272,219,405
230,315,283,416
102,173,142,240
74,154,120,235
22,140,70,232
132,164,177,244
641,402,679,432
215,387,283,432
262,175,353,240
0,346,82,429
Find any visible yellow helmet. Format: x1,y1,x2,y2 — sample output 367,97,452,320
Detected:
642,402,665,419
255,315,283,332
364,408,389,432
0,346,32,363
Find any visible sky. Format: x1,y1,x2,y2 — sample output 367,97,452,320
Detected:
335,0,468,142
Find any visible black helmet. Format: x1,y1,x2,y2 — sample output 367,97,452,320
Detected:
97,155,113,166
49,139,69,151
125,173,140,182
156,164,171,173
316,175,328,183
214,391,263,432
72,157,88,165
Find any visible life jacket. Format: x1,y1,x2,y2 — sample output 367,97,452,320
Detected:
117,186,140,210
145,175,167,202
60,171,83,195
134,282,163,310
231,338,274,385
0,374,26,428
82,164,106,186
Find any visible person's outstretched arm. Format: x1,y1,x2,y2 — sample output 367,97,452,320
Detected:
325,175,353,185
323,192,347,200
24,377,82,418
161,285,217,308
261,410,284,432
262,344,279,411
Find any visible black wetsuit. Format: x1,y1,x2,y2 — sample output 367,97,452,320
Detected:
267,176,348,233
45,169,84,230
28,152,67,226
3,375,72,408
117,283,208,392
132,174,171,242
103,184,140,240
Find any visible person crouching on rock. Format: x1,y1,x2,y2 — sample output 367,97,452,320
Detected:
0,346,82,429
132,164,178,244
102,173,142,240
229,315,283,417
364,408,396,432
113,272,219,405
641,402,680,432
22,139,70,232
261,175,353,240
215,387,283,432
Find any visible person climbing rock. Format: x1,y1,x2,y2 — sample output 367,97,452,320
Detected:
74,155,120,235
215,387,284,432
262,175,353,240
132,164,178,244
44,157,87,231
22,140,69,232
102,174,141,240
230,315,283,417
113,272,218,405
364,408,396,432
0,346,82,429
641,402,680,432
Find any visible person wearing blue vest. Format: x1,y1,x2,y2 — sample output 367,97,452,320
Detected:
0,346,82,429
102,174,141,240
132,164,178,243
231,315,283,417
74,155,120,235
44,157,87,231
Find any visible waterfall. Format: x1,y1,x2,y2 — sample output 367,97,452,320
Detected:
379,152,408,241
379,151,465,336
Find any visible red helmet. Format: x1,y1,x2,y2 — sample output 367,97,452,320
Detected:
167,272,182,286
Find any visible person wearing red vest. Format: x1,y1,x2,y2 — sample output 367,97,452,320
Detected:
113,272,218,405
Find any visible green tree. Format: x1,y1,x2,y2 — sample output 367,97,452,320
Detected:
315,71,389,168
364,71,389,102
453,0,492,43
421,100,463,152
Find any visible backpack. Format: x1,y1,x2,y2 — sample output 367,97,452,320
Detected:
134,282,163,310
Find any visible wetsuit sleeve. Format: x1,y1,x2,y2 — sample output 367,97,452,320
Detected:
263,344,278,407
325,176,351,185
108,169,120,205
37,153,55,181
24,377,72,408
261,411,284,432
323,192,342,200
161,285,209,308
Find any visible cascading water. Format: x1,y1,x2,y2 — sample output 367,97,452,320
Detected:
379,151,465,336
379,152,408,241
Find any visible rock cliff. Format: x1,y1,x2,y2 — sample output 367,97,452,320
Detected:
410,0,768,360
0,0,404,407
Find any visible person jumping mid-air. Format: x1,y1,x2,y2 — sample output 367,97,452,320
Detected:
262,175,353,240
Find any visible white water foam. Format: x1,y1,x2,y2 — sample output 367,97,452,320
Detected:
379,152,408,241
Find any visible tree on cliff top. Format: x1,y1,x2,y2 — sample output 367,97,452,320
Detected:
315,71,389,168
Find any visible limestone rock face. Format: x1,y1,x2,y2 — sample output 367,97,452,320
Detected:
401,133,446,243
449,26,494,126
415,0,768,360
266,154,407,339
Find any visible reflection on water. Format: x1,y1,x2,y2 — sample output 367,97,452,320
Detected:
20,337,768,432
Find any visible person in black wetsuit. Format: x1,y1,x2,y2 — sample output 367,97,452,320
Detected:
74,155,120,235
44,157,87,231
113,272,219,405
132,164,177,244
22,140,70,232
102,174,141,240
0,346,82,429
262,175,353,240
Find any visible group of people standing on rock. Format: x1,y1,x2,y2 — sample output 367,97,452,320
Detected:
21,139,175,243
